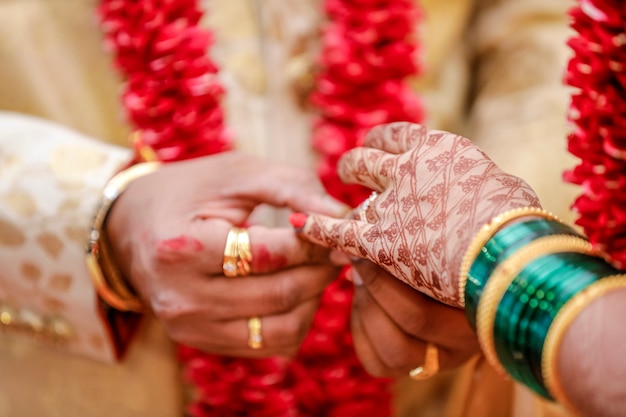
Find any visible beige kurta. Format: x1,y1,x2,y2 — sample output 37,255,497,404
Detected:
0,0,578,415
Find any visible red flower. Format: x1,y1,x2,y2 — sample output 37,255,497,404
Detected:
99,0,419,414
313,0,423,206
565,0,626,268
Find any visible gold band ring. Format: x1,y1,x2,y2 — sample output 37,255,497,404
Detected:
236,227,252,276
222,227,252,277
247,316,263,349
409,343,439,380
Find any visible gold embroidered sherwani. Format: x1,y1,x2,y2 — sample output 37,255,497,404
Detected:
0,0,578,415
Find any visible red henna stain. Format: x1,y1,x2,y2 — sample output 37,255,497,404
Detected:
252,244,288,273
156,235,204,264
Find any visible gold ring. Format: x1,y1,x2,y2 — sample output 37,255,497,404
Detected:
247,316,263,349
236,227,252,276
409,343,439,380
358,191,379,223
222,227,253,277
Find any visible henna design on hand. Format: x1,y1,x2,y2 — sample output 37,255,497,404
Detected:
302,123,540,306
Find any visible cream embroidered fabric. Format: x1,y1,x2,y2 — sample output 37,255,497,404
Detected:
0,112,130,360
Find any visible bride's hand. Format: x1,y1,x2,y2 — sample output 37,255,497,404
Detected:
296,122,539,307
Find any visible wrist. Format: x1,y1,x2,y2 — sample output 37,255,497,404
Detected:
86,162,160,312
463,212,626,412
458,206,559,308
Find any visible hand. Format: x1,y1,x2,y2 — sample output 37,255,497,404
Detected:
106,151,348,357
297,122,539,306
349,260,480,378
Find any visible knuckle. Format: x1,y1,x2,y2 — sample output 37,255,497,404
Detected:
150,292,184,322
269,278,299,313
277,315,309,345
378,344,413,372
294,169,317,186
402,309,428,337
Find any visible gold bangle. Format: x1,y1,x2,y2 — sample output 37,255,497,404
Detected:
542,274,626,414
86,162,160,312
458,207,560,307
475,235,593,376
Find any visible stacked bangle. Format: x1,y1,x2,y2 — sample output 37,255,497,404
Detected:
492,247,615,397
464,212,626,408
464,218,580,330
86,162,160,312
458,207,560,307
475,235,594,381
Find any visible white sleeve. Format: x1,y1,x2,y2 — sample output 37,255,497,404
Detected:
0,111,134,362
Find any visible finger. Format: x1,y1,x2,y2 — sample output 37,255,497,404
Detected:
247,226,334,274
336,147,395,191
174,298,321,358
151,218,231,275
352,285,426,377
352,261,479,356
188,264,339,319
350,307,390,377
296,213,379,261
363,122,427,154
229,160,350,217
153,220,334,275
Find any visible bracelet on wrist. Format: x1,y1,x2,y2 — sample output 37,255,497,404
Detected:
458,207,560,307
476,235,594,381
464,218,581,330
493,249,614,397
86,162,160,312
470,229,626,408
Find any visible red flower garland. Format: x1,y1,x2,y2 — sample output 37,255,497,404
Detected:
565,0,626,268
98,0,423,415
312,0,424,205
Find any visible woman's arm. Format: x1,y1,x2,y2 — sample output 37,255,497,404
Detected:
558,288,626,416
297,122,626,416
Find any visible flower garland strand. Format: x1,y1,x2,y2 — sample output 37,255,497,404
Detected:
312,0,424,205
98,0,423,415
564,0,626,268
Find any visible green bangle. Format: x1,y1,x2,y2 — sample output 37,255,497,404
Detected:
458,208,560,306
476,235,593,379
465,219,578,330
493,252,617,398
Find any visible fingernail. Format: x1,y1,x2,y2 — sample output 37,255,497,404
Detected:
350,267,364,286
323,196,351,217
349,256,364,265
289,212,308,231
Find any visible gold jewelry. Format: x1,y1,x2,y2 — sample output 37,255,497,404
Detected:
237,228,252,276
542,274,626,413
86,162,160,312
223,227,241,277
247,316,263,349
358,191,379,223
409,343,439,380
458,207,560,307
476,235,593,376
222,227,252,277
